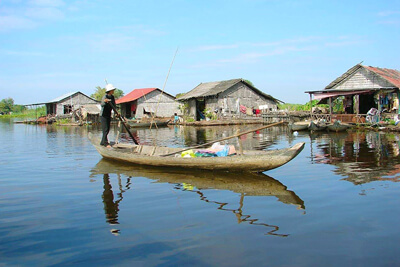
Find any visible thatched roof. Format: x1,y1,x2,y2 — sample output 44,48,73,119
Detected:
177,78,282,103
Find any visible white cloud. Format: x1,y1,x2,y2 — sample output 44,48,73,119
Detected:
61,32,138,53
0,49,46,56
88,34,137,52
116,25,167,37
0,0,66,32
190,45,314,68
251,36,323,47
377,19,400,25
0,15,37,31
324,35,366,47
25,7,64,20
218,46,314,64
192,44,239,51
28,0,65,7
377,11,400,17
190,35,363,68
377,10,400,25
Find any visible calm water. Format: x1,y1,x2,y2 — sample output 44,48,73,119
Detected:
1,118,400,266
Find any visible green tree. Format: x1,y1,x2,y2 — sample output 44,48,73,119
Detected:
244,79,254,87
0,98,14,114
91,86,124,101
13,104,26,113
176,93,185,98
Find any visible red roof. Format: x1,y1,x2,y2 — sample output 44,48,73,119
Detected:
365,66,400,88
116,88,158,104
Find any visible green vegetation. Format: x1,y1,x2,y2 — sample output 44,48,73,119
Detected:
0,98,15,114
0,97,46,117
55,118,72,125
204,108,217,120
278,100,329,111
332,96,344,113
244,79,254,86
178,103,189,114
91,86,124,101
178,103,196,122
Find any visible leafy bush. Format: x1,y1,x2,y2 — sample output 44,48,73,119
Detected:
55,118,72,125
91,86,124,101
204,108,217,120
278,100,328,111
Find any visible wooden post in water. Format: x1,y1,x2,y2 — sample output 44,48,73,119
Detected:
115,121,121,144
236,129,243,156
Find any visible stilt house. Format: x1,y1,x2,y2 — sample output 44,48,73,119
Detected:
116,88,179,119
45,91,98,116
306,63,400,123
177,78,282,121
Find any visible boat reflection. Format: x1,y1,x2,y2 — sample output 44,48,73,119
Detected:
310,131,400,184
90,159,305,237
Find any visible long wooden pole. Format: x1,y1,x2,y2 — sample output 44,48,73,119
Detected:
160,121,285,157
150,47,179,129
109,102,139,145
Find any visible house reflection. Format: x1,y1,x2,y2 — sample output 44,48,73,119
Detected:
310,131,400,184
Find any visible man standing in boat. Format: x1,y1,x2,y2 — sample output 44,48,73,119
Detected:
100,84,117,147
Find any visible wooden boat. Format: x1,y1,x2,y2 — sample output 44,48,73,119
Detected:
288,121,309,131
327,120,350,132
90,158,305,209
88,133,305,173
127,120,169,128
308,120,327,131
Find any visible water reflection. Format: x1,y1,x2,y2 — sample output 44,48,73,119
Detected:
119,124,289,150
90,159,305,237
22,121,400,186
102,174,120,230
100,172,132,236
309,131,400,184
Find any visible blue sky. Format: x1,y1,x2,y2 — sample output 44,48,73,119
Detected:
1,0,400,105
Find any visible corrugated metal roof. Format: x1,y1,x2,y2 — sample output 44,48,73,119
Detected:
177,78,282,103
115,88,157,104
365,66,400,88
47,91,79,103
45,91,97,104
116,88,176,104
325,63,400,90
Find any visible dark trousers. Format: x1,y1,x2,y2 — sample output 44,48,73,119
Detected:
100,116,111,146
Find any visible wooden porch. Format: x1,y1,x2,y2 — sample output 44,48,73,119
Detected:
311,113,368,124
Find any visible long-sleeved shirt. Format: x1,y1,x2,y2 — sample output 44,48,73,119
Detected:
100,94,116,118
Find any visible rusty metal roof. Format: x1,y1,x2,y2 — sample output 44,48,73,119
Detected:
365,66,400,88
116,88,157,104
325,63,400,90
116,88,176,104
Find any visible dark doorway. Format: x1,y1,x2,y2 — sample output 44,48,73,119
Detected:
196,99,205,121
124,103,131,118
359,94,376,114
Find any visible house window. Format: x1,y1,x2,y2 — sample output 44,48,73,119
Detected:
64,105,73,114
